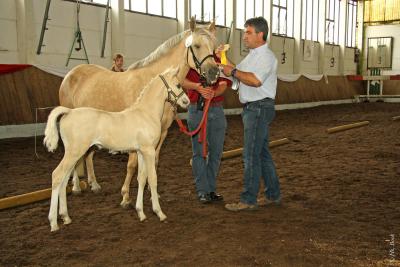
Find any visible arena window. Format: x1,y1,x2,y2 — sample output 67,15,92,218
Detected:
301,0,319,41
272,0,294,37
190,0,227,26
236,0,266,29
325,0,342,45
346,0,357,48
124,0,177,19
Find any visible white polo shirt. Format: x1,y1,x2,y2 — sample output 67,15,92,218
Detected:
236,43,278,104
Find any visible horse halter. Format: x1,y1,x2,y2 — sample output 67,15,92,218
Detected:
159,75,186,108
186,46,217,86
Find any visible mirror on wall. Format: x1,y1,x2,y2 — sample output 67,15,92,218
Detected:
367,37,393,69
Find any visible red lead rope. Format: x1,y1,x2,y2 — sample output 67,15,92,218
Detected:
175,98,211,158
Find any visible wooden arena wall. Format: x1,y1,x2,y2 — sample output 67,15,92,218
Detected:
382,80,400,95
223,76,370,108
0,67,61,125
1,66,400,125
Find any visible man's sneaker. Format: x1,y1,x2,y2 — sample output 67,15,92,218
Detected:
209,192,223,202
258,197,281,207
198,193,211,204
225,202,258,212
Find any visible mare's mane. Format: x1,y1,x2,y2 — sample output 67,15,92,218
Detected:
128,27,216,70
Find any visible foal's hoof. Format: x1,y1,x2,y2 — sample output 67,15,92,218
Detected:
50,224,60,232
90,182,102,193
139,214,147,222
91,186,101,194
159,214,167,222
62,216,72,225
136,208,147,222
120,199,132,209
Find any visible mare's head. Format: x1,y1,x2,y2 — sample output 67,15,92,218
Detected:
185,17,220,85
160,67,190,109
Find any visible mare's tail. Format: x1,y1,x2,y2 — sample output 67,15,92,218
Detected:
43,106,71,152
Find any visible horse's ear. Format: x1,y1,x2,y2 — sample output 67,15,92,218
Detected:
208,20,216,33
189,16,196,32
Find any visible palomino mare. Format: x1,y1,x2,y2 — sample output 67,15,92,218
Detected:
45,67,190,232
60,18,219,207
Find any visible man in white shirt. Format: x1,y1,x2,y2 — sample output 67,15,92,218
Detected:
220,17,281,211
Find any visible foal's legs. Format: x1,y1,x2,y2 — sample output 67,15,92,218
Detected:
142,147,166,221
120,152,138,208
49,151,82,232
71,169,81,194
120,131,167,208
71,151,101,193
85,151,101,192
120,138,166,208
71,158,84,193
120,107,174,207
135,153,147,221
59,167,74,225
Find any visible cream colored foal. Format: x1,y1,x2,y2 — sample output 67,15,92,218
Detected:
44,67,189,232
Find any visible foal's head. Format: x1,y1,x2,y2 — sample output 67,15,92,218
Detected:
159,67,190,109
185,17,220,85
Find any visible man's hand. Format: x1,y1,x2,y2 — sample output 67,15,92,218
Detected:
197,84,215,99
219,64,235,77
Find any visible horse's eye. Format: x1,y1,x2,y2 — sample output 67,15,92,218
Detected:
177,84,181,88
194,44,200,49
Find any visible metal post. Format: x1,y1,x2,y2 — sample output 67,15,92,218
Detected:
36,0,52,55
367,68,372,97
101,0,111,58
225,21,233,44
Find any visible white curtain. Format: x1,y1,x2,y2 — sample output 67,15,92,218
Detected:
278,74,325,82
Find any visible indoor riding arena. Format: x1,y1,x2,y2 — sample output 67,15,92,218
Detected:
1,0,399,266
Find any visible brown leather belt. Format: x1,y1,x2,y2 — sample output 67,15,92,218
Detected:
244,97,273,107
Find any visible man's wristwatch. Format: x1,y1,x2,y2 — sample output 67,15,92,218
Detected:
230,68,237,78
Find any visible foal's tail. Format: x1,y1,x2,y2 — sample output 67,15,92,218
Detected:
44,106,71,152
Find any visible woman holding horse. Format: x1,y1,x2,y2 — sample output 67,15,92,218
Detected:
182,49,232,204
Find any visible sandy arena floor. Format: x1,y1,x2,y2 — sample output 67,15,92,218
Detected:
0,102,399,266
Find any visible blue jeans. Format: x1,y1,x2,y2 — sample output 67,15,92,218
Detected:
188,104,226,196
240,98,280,205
